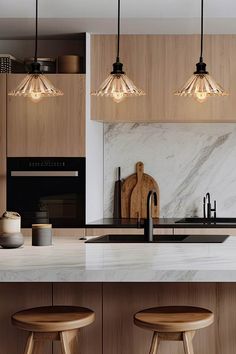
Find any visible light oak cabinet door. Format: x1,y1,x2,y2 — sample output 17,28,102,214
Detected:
0,74,6,214
103,283,218,354
0,283,52,354
53,283,102,354
7,74,85,157
91,35,233,123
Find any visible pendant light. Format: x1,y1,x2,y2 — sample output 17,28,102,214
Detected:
91,0,145,103
174,0,228,103
8,0,63,102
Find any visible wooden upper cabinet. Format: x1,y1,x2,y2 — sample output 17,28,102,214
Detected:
7,74,85,157
0,75,6,214
91,35,234,122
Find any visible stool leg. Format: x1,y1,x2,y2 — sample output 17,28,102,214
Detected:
60,331,71,354
149,332,159,354
183,331,195,354
23,332,34,354
60,330,79,354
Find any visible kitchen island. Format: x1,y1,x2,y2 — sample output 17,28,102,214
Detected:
1,236,236,354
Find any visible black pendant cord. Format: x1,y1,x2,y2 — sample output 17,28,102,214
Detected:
31,0,41,73
194,0,207,74
34,0,38,63
111,0,124,74
200,0,204,62
116,0,120,62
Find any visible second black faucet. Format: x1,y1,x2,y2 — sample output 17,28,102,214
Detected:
203,193,217,220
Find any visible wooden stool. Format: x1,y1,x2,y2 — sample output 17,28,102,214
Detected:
12,305,95,354
134,306,214,354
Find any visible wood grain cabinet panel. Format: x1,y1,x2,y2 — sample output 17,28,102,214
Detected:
0,74,6,214
86,228,173,237
52,283,102,354
7,74,85,157
103,283,218,354
174,228,236,236
91,35,233,122
0,283,52,354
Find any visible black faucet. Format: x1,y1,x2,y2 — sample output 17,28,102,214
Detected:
203,192,217,220
144,190,158,242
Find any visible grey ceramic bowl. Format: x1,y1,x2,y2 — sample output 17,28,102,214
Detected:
0,233,24,249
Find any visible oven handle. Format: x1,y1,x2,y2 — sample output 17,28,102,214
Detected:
11,171,79,177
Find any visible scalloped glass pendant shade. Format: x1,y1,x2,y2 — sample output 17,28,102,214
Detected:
174,72,228,103
8,73,64,103
91,72,145,103
175,0,228,103
91,0,145,103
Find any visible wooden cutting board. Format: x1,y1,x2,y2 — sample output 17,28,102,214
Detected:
121,162,160,218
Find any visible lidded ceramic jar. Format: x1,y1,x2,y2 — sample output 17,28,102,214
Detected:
0,211,24,248
0,211,21,234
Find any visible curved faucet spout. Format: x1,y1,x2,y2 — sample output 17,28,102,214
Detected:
145,190,158,242
147,190,157,219
206,192,211,204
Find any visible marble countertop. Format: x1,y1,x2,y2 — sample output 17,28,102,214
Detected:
1,236,236,282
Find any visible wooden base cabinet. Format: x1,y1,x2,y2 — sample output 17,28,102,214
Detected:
52,283,102,354
102,283,234,354
1,283,236,354
7,74,85,157
0,283,52,354
86,228,173,237
174,228,236,236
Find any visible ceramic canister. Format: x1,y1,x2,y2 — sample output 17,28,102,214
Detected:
0,211,21,234
32,224,52,246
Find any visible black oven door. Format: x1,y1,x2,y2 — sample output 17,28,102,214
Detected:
7,158,85,228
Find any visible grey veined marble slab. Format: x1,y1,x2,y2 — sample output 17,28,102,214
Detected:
104,123,236,218
0,236,236,282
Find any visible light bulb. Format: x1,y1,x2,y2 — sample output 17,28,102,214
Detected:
112,92,125,103
30,92,42,103
194,91,208,103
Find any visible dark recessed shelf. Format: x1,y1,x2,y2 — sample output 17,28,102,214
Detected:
0,33,86,74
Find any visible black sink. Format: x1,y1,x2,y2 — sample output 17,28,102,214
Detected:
176,217,236,224
86,234,229,243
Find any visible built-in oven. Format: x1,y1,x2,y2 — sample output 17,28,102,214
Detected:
7,157,85,228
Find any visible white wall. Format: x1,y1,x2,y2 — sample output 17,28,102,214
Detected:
85,33,104,223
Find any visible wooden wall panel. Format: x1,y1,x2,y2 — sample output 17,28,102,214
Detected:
0,74,6,214
53,283,102,354
0,283,52,354
7,74,85,157
91,35,234,122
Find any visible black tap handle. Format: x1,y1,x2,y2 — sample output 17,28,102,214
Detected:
213,200,217,219
203,197,206,218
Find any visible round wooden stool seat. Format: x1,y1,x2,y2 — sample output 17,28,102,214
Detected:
12,306,95,332
134,306,214,332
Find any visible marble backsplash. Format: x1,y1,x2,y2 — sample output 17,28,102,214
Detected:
104,123,236,218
